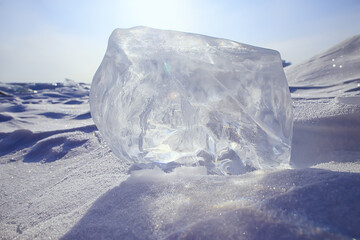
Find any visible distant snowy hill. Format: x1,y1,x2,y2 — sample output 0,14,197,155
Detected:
286,35,360,99
286,34,360,87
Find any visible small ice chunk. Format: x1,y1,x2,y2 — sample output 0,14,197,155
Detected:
90,27,293,174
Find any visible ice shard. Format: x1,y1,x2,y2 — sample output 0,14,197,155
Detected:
90,26,293,174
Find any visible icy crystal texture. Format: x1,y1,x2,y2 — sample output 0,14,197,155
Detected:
90,27,293,174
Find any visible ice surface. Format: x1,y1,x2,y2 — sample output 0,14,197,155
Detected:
90,26,293,174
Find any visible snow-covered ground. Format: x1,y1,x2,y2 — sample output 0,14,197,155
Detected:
1,36,360,239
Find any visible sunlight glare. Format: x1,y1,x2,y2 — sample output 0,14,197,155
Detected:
123,0,196,31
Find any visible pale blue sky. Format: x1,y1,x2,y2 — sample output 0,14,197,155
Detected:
1,0,359,83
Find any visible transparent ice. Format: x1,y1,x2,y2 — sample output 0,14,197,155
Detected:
90,27,293,174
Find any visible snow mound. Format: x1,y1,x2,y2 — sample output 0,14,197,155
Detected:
90,26,293,174
286,35,360,98
286,34,360,87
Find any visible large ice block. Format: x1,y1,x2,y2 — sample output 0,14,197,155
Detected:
90,26,293,174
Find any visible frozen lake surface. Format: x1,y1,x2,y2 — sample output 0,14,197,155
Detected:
1,35,360,239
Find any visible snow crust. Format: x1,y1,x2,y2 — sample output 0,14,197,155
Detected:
90,27,293,174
